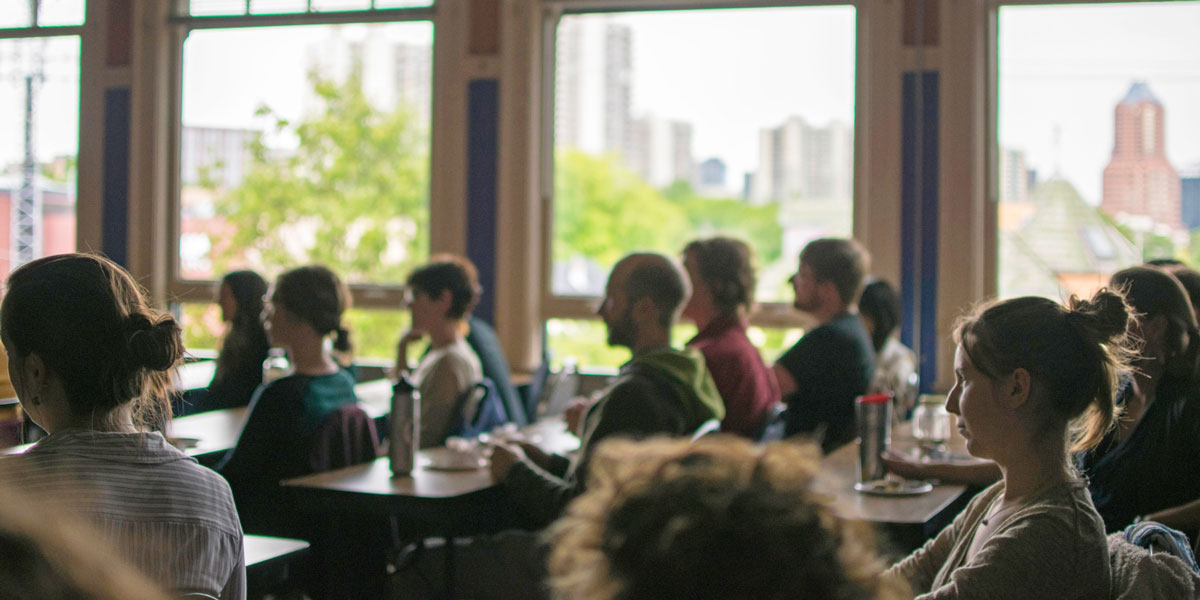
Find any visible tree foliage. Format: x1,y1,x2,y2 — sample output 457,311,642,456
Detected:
212,65,428,283
554,150,782,270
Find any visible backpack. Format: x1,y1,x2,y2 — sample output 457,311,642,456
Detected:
448,377,509,439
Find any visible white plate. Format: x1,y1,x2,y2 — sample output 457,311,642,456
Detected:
421,448,488,471
854,479,934,496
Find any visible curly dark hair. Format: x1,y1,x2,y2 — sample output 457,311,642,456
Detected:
547,436,909,600
406,255,482,320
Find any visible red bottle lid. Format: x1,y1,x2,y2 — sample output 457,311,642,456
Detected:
856,393,893,404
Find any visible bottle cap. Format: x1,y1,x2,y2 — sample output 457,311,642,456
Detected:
856,393,892,404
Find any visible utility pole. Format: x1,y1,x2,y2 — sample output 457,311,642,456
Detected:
16,68,44,267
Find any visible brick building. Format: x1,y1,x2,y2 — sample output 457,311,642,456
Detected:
1101,82,1182,230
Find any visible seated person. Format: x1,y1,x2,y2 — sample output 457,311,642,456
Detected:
680,237,779,437
201,270,270,412
394,257,484,448
547,436,909,600
884,290,1128,599
858,279,918,412
773,238,875,452
1,254,244,598
490,253,724,529
423,253,525,426
0,480,170,600
883,266,1200,534
219,265,359,535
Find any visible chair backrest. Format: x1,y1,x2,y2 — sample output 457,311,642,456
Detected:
466,315,528,427
691,418,722,442
307,404,380,473
757,403,788,442
449,377,509,439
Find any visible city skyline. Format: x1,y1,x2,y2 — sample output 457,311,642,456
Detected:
2,4,1198,212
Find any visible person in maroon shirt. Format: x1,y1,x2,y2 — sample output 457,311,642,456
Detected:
681,237,781,436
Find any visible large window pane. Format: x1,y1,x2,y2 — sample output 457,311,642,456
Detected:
550,7,856,302
0,36,79,281
180,22,432,285
546,318,802,371
997,2,1200,299
181,302,410,363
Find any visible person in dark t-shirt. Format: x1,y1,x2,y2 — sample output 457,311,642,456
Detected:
773,238,875,452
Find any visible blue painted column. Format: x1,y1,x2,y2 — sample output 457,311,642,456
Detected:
900,70,940,392
102,88,131,267
465,79,500,325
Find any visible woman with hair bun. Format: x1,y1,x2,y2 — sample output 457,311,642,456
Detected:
219,264,359,535
885,289,1134,599
1,253,244,599
394,256,484,448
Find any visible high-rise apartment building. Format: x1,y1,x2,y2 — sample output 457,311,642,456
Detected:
394,42,432,128
1101,82,1182,230
629,116,694,188
999,148,1032,204
555,18,633,160
697,157,727,189
303,28,432,125
750,116,852,206
180,126,255,189
1180,164,1200,230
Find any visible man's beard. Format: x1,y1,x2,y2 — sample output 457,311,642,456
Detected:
606,305,637,348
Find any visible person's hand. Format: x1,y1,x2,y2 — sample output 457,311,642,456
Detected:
564,396,594,436
489,441,526,481
391,329,427,378
881,450,931,480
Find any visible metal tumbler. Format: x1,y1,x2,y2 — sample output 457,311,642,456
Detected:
389,376,421,476
856,393,893,483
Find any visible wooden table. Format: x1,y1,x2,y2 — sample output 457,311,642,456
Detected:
245,534,310,596
3,377,395,463
283,418,578,532
819,422,977,551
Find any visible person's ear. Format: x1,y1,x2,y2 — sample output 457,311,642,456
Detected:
1002,367,1032,410
435,289,453,313
632,296,658,326
20,352,48,403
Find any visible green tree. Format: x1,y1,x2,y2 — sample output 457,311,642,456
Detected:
212,64,428,283
553,150,690,268
663,182,783,266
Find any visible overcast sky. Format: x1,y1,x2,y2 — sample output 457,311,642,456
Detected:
1,2,1197,209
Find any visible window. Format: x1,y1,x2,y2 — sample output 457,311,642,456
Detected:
546,318,801,371
172,4,435,359
543,4,856,365
0,2,84,281
549,6,855,303
996,1,1200,300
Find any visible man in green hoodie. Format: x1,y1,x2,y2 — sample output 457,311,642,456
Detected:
491,252,724,528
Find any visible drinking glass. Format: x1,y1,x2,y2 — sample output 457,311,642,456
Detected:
912,395,951,458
